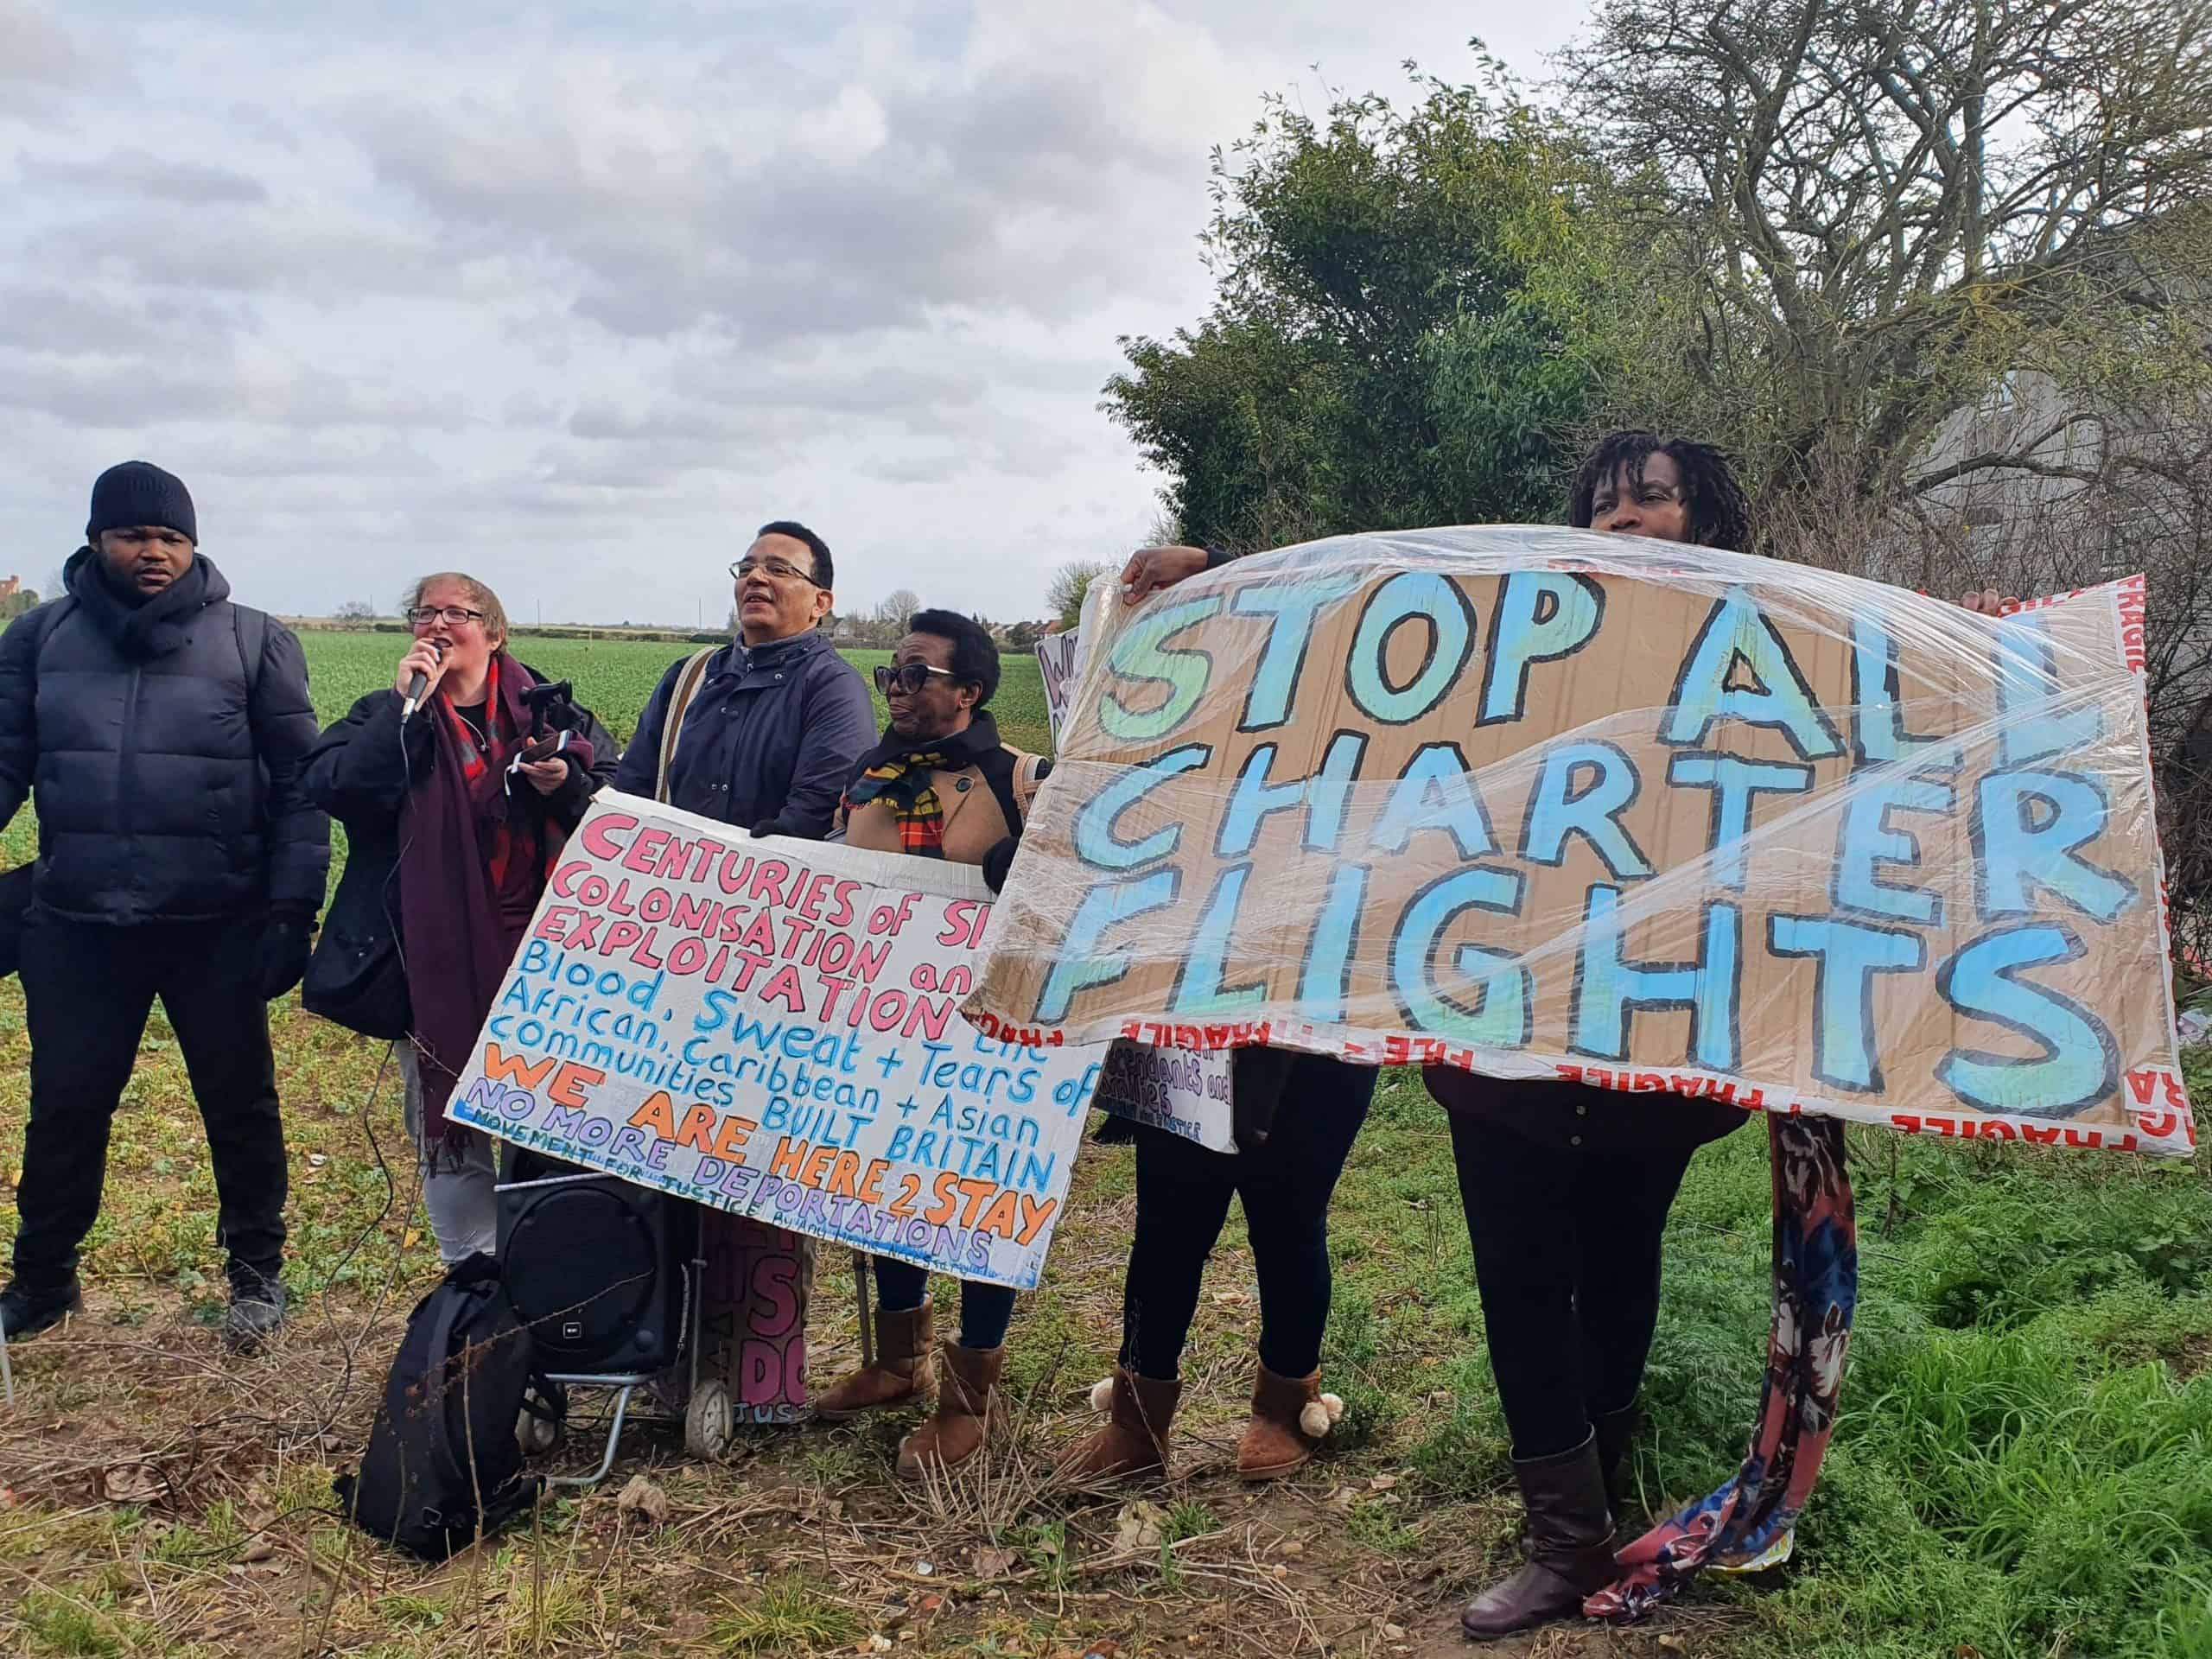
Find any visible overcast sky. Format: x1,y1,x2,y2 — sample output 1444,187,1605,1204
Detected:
0,1,1589,627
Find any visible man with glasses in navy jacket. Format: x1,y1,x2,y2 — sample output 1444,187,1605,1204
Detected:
614,521,874,836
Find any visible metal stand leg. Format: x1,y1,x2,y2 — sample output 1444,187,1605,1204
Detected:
545,1385,635,1491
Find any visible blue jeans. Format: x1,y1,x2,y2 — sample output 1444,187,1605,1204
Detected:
873,1256,1015,1350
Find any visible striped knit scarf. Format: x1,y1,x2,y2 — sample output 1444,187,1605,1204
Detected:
841,715,1001,858
842,747,951,855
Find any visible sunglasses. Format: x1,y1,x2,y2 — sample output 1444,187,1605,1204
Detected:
873,662,958,696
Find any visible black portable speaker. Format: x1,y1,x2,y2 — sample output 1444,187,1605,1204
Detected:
496,1153,695,1376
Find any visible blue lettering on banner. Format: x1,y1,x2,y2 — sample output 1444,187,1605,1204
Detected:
1666,752,1815,892
1369,743,1497,858
1345,572,1476,724
1389,865,1530,1046
1521,741,1651,879
1995,613,2105,766
1849,615,1956,769
1665,587,1844,760
1481,572,1605,725
1231,574,1363,730
1766,912,1927,1092
1299,862,1371,1025
1972,769,2135,924
1172,862,1267,1015
1071,743,1212,870
1571,886,1741,1072
1936,922,2119,1113
1099,596,1225,742
1834,772,1955,926
1037,868,1182,1021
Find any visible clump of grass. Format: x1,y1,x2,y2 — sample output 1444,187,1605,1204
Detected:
14,1586,136,1656
709,1574,861,1654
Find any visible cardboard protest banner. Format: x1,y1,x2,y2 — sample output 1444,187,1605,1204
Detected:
445,793,1109,1289
968,527,2194,1158
1039,623,1237,1147
1037,626,1084,744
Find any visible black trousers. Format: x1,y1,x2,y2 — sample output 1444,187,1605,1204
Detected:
1120,1050,1376,1380
1450,1112,1695,1460
11,911,285,1290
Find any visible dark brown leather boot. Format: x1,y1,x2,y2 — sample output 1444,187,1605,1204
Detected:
1593,1402,1639,1516
814,1300,932,1421
896,1343,1001,1478
1058,1367,1180,1482
1236,1363,1328,1480
1459,1431,1618,1640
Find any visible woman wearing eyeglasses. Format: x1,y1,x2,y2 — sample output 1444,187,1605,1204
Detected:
807,609,1050,1477
300,574,619,1262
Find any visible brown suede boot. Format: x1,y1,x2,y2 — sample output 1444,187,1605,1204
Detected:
1058,1367,1180,1482
1459,1431,1618,1641
896,1343,1001,1478
814,1300,932,1421
1236,1363,1328,1480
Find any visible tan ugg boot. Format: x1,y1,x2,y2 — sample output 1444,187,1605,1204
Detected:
1236,1363,1343,1480
1058,1367,1180,1482
895,1343,1001,1478
814,1300,933,1421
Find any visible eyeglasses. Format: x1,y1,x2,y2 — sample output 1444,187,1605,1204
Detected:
407,605,487,628
729,556,821,588
873,662,958,696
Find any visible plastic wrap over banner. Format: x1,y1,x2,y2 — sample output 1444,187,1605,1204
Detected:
445,793,1107,1289
965,526,2195,1159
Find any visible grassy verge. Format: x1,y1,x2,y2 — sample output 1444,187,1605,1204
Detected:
2,1001,2208,1656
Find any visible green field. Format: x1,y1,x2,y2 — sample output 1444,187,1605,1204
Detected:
294,630,1055,757
0,632,2209,1656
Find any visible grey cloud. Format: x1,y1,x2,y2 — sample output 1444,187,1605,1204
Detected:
21,150,270,204
340,15,1219,352
0,285,245,356
0,350,468,432
0,3,86,86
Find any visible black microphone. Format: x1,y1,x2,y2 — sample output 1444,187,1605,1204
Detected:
401,640,446,721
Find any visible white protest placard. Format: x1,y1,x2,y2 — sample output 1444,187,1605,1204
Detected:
1036,627,1084,745
1091,1042,1235,1151
444,791,1108,1290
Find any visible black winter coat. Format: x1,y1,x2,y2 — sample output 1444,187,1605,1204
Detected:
301,668,620,988
0,548,328,926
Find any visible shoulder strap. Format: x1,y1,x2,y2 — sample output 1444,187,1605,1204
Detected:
1009,750,1047,822
655,648,719,804
232,606,268,701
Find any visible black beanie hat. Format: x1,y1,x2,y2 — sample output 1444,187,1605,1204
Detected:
86,461,196,545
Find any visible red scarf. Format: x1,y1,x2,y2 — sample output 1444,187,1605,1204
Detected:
399,653,583,1147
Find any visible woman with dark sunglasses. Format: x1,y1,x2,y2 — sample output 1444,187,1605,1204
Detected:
807,607,1051,1476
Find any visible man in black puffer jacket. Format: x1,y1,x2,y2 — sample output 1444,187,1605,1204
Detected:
0,462,328,1351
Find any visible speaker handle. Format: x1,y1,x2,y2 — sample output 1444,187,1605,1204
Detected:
493,1171,613,1194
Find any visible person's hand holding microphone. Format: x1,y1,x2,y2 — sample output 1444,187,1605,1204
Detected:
395,638,447,715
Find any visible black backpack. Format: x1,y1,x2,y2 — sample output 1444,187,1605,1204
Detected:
335,1255,547,1559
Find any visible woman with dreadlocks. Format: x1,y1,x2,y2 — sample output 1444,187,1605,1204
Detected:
1421,429,1760,1639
